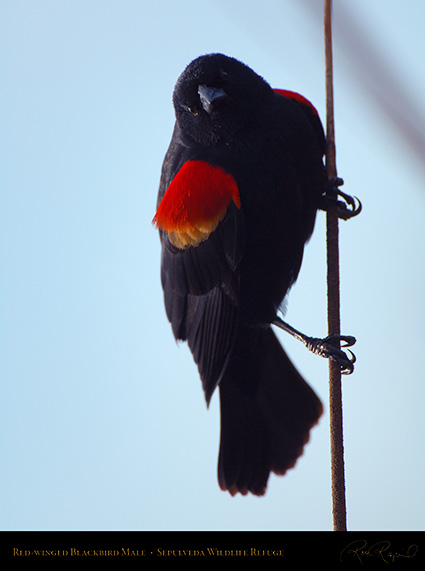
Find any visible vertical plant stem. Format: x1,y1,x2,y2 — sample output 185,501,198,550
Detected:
324,0,347,532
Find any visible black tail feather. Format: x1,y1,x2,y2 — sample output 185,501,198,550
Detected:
218,327,323,496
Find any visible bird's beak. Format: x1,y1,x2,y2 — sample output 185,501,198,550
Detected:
198,85,227,115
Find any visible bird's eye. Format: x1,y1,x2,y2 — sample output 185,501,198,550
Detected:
220,69,229,82
183,105,199,116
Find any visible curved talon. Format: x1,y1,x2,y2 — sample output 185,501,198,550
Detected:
331,347,356,375
321,177,362,220
336,193,362,220
323,334,356,348
341,349,356,375
304,334,357,375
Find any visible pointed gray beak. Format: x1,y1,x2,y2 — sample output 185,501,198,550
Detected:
198,85,227,115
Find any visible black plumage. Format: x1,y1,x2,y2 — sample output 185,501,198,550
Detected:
154,53,326,496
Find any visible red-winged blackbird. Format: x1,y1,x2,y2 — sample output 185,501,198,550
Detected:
153,53,327,496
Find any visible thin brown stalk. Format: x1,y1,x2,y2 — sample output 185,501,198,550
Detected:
324,0,347,532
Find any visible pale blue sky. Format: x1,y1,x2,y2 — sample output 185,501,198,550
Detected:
1,0,425,531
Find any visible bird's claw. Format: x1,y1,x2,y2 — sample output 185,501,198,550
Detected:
272,316,357,374
321,177,362,220
304,333,356,374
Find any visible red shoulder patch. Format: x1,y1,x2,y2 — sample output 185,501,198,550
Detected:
153,160,240,249
274,88,319,117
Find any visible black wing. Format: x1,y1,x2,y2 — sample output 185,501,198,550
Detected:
157,126,244,403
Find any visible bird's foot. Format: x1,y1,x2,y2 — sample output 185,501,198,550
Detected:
272,316,357,374
320,177,362,220
304,333,356,374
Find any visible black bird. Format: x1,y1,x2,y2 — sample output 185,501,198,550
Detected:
153,53,353,496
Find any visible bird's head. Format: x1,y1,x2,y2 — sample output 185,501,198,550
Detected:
172,53,273,145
